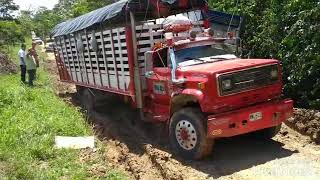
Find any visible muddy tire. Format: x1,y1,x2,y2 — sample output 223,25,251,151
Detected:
253,124,282,139
169,108,214,160
76,85,85,94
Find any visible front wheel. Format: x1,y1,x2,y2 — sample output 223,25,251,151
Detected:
169,108,214,160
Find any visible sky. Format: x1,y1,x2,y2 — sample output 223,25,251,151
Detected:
14,0,59,11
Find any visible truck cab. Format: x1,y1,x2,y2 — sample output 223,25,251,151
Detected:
144,34,293,160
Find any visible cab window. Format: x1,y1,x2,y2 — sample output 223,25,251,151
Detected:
153,47,168,68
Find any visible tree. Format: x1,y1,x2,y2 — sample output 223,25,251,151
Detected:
33,7,62,40
53,0,77,20
208,0,320,109
17,10,34,36
0,21,23,47
71,0,113,17
0,0,19,20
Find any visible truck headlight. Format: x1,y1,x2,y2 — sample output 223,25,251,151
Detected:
222,79,232,90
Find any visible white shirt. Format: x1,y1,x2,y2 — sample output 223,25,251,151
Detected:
18,49,26,66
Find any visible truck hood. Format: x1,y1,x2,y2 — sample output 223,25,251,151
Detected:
178,58,279,74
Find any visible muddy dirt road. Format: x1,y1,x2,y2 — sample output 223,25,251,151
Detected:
46,53,320,180
88,105,320,180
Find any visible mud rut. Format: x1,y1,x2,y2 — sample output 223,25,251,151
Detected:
46,53,320,180
78,95,206,180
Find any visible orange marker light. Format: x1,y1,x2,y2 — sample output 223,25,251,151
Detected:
227,32,234,39
198,82,205,90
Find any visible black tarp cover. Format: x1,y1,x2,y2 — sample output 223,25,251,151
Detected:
51,0,128,37
51,0,206,37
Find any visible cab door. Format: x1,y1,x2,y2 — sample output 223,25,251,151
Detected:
144,47,172,121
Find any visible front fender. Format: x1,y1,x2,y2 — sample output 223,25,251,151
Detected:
180,89,205,103
170,89,205,115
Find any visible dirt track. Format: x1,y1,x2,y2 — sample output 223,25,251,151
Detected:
46,53,320,180
86,104,320,180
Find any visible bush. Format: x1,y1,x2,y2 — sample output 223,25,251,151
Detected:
209,0,320,109
0,21,24,47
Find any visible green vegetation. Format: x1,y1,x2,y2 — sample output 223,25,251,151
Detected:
0,0,18,20
0,21,23,47
0,0,23,47
0,44,126,179
209,0,320,109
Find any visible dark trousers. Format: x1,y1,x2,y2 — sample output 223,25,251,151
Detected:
27,69,36,86
20,65,26,82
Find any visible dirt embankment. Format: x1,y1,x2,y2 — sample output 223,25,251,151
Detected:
286,109,320,144
0,51,18,74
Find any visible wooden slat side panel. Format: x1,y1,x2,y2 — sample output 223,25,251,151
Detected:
54,11,204,93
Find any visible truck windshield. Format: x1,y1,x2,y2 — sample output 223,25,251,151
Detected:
174,44,236,67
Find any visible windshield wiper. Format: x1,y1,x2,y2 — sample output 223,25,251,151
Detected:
185,57,207,62
210,57,231,60
210,54,237,60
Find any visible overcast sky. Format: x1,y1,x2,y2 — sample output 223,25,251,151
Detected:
14,0,59,11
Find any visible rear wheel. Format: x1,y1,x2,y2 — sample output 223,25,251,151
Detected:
77,87,95,117
169,108,214,160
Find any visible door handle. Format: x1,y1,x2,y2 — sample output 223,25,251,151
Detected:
145,71,155,78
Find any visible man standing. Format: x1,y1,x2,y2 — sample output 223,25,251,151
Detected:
29,42,39,80
25,47,37,86
18,44,26,83
29,42,39,67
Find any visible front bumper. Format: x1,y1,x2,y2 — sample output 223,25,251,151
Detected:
207,99,293,138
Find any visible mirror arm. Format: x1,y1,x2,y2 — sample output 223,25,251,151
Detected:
169,47,185,84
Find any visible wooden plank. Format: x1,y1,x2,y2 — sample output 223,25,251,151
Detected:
68,35,79,82
73,34,84,83
106,75,117,88
102,29,111,35
136,24,162,30
137,31,164,37
112,27,125,32
95,28,104,87
83,49,128,56
80,32,90,84
84,29,96,86
88,62,129,69
60,36,73,81
53,38,64,80
110,29,119,89
100,26,111,87
138,47,153,53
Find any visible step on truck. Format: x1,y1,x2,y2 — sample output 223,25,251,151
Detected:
52,0,294,160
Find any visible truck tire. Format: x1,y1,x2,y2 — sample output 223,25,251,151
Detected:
169,108,214,160
254,124,282,139
76,85,85,94
79,88,95,117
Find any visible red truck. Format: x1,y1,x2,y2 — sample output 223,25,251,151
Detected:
52,0,293,159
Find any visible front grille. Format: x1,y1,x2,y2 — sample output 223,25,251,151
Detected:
218,64,279,96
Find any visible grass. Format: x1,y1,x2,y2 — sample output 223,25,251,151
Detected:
0,43,127,179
